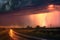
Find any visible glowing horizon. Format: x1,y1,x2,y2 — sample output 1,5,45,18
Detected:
28,4,60,28
0,5,60,28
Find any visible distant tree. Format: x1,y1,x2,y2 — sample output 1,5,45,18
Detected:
43,26,46,28
35,25,40,29
26,25,32,29
34,25,40,32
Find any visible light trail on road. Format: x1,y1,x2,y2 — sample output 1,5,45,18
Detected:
8,29,47,40
9,29,28,40
9,29,18,40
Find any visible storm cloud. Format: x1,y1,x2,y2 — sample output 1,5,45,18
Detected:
0,0,60,13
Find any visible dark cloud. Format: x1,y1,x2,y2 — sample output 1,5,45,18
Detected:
51,0,60,5
1,0,60,13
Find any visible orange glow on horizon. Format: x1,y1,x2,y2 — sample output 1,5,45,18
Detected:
29,13,50,27
48,4,55,11
34,13,47,27
29,10,60,28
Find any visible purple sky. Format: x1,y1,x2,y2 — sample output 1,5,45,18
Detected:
0,5,60,28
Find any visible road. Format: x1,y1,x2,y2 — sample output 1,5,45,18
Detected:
0,29,29,40
0,28,49,40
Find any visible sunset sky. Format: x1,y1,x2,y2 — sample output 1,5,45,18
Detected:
0,0,60,28
0,5,60,28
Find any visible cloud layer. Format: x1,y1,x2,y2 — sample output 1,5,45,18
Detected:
0,0,60,12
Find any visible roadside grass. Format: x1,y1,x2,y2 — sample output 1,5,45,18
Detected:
13,28,60,39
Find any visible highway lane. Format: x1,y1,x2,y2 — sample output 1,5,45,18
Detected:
0,28,50,40
0,29,29,40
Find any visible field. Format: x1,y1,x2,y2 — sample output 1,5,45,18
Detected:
13,28,60,40
0,28,60,40
0,28,10,40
